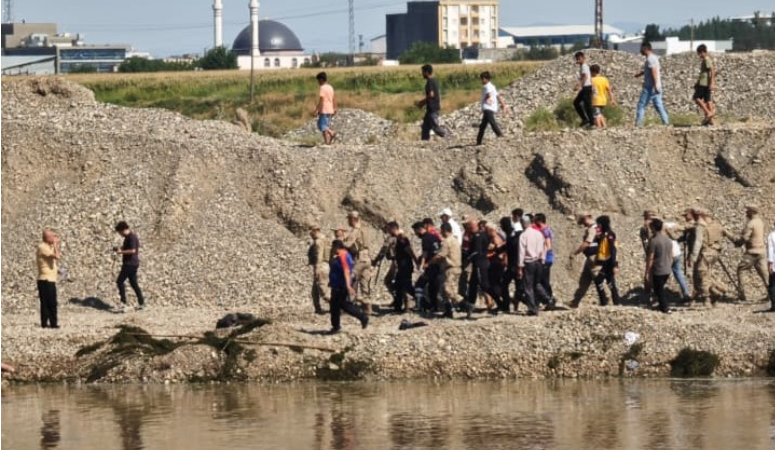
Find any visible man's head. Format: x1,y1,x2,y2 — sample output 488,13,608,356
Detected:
347,211,360,227
310,225,322,239
316,72,328,85
386,221,400,237
590,64,601,77
499,217,513,235
650,218,664,233
42,229,57,244
745,205,758,218
534,213,547,227
468,219,479,233
640,42,653,56
412,221,427,237
511,208,524,223
331,239,346,252
115,221,130,236
423,217,435,229
521,213,533,229
696,44,708,56
574,51,585,65
421,64,433,79
439,208,453,224
480,71,492,84
440,222,453,237
331,226,346,239
576,214,593,227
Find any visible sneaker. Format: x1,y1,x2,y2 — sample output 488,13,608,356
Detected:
136,305,145,311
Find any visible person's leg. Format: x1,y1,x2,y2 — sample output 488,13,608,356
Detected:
755,254,770,290
573,90,588,125
737,255,752,302
126,266,145,306
500,269,514,312
476,112,489,145
653,274,670,312
354,259,372,313
487,262,504,311
488,110,503,137
116,266,130,305
340,296,368,327
427,265,441,312
540,262,553,300
672,255,692,300
330,289,344,331
594,268,610,306
607,270,622,306
635,89,650,126
431,112,447,138
583,86,595,127
522,263,540,315
571,260,594,307
769,272,775,310
312,276,323,313
38,280,49,327
48,283,58,327
651,93,670,125
421,113,432,141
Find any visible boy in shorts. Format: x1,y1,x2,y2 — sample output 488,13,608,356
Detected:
693,44,716,126
314,72,337,144
590,64,616,128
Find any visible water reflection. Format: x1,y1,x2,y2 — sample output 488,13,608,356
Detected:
2,380,774,450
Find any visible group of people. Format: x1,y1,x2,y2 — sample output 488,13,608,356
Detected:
35,221,145,328
574,42,718,128
309,206,775,332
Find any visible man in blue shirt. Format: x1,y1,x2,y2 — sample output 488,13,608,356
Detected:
635,42,670,127
329,240,369,334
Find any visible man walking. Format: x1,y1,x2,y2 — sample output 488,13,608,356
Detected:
308,225,329,315
372,224,398,301
518,221,552,316
733,205,769,302
646,219,674,314
314,72,337,145
476,71,508,145
767,219,775,311
115,221,145,312
569,214,600,308
328,240,369,334
412,221,443,312
694,44,716,126
386,221,416,313
430,223,472,319
635,42,670,127
37,229,61,328
417,64,448,141
439,208,463,243
344,212,372,314
573,52,595,128
688,209,727,307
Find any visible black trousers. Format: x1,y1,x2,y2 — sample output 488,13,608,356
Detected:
574,86,595,126
415,265,441,311
37,280,58,328
466,259,490,305
421,111,446,141
117,265,145,305
330,288,367,330
392,263,414,311
523,261,551,315
770,272,775,310
477,110,503,144
487,258,505,309
501,268,524,311
651,274,670,312
594,265,621,306
541,262,554,300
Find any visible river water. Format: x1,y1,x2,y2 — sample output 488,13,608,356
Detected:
2,380,774,450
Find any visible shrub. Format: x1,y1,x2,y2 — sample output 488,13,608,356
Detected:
553,97,579,128
524,107,559,132
198,46,238,70
670,348,720,377
399,42,461,65
603,104,626,127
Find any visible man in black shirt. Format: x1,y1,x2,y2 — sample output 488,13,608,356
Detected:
499,217,523,312
464,220,492,310
412,221,442,313
387,222,416,313
115,221,145,311
416,64,448,141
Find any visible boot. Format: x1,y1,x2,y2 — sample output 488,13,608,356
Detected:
443,301,454,319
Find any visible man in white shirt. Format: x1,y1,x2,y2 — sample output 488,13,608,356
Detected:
476,71,507,145
439,208,462,244
518,223,553,316
573,51,595,127
767,220,775,311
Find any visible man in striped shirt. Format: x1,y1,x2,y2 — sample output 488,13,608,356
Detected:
518,222,553,316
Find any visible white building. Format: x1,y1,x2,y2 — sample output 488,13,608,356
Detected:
499,24,624,49
370,35,386,55
617,37,734,55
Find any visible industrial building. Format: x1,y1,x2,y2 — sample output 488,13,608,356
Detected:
212,0,311,70
498,24,624,50
1,22,130,74
386,1,500,60
616,37,734,55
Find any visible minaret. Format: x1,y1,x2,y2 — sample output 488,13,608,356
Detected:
249,0,260,59
213,0,223,47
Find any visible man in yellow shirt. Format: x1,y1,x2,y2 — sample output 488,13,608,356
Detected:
590,64,616,128
36,229,61,328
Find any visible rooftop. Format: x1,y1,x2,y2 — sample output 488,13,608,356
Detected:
500,24,624,38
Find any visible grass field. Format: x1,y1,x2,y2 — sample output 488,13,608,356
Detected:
68,63,541,137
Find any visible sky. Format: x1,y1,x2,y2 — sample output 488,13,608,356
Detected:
11,0,775,57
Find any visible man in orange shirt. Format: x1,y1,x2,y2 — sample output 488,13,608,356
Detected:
591,64,616,128
314,72,337,145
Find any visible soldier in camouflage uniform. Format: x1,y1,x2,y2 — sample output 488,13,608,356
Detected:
733,205,770,302
688,208,728,307
307,225,329,314
345,211,373,314
372,224,398,305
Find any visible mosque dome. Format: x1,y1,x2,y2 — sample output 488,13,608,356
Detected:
232,20,304,54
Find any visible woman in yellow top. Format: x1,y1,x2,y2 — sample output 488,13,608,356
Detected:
590,64,617,128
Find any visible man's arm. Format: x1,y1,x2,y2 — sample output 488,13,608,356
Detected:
332,94,338,115
651,67,660,92
608,86,617,107
709,62,716,90
690,227,704,266
572,241,590,257
315,94,323,115
645,252,655,282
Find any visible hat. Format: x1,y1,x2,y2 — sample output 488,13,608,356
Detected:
745,205,759,213
330,225,347,231
693,207,709,216
347,211,360,219
439,208,454,218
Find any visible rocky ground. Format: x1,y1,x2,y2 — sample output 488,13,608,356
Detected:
284,108,398,145
443,50,775,133
2,71,774,383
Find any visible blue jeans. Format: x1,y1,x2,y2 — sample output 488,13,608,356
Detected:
636,87,669,126
672,255,691,299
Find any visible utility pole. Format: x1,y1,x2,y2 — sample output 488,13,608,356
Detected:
594,0,603,48
348,0,356,57
2,0,13,23
690,18,695,51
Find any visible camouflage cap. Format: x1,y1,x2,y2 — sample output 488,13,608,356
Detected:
745,205,759,213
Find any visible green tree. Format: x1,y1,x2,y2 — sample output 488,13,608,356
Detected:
399,41,461,65
643,24,663,43
119,57,193,73
197,46,238,70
